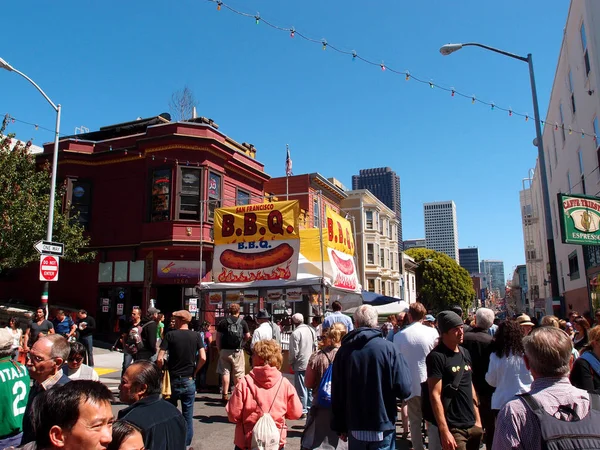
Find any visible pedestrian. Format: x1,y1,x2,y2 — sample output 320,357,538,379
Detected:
424,311,483,450
0,328,30,449
289,313,317,418
302,322,348,450
462,308,496,450
52,309,78,341
196,320,213,393
516,314,535,336
381,314,397,339
216,303,251,403
485,320,532,420
21,334,71,446
322,301,354,333
311,315,323,339
226,339,303,450
423,314,437,328
76,309,96,367
156,313,165,348
5,317,23,360
157,309,206,446
24,307,54,352
118,360,187,450
66,341,99,381
573,316,591,352
25,380,113,450
493,326,600,450
387,312,408,342
570,325,600,394
121,308,142,375
393,302,439,450
251,309,281,348
108,420,146,450
137,307,159,361
331,304,411,450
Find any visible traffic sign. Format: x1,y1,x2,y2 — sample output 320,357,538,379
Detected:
39,255,59,282
34,240,64,257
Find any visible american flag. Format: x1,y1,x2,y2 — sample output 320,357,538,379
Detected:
285,145,292,176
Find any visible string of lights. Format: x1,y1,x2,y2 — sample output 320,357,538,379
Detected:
207,0,599,142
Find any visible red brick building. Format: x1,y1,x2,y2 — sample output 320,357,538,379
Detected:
0,114,270,334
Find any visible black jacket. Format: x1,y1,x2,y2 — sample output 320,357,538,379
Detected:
118,394,186,450
135,319,158,361
570,354,600,394
462,327,495,398
331,327,411,435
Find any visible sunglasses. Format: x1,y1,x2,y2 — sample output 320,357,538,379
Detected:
68,356,84,363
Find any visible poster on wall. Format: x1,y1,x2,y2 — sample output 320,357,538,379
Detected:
212,201,301,282
116,303,124,315
208,292,223,304
242,289,259,304
326,208,355,255
102,306,109,313
188,298,198,313
266,289,284,303
224,291,242,303
156,260,206,281
327,247,359,291
286,288,304,302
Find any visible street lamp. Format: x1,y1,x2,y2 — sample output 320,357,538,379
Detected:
0,57,62,311
439,42,560,312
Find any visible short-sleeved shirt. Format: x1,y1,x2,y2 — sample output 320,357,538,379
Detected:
53,317,74,336
0,358,30,437
217,316,250,350
322,312,354,332
157,322,164,339
29,320,54,345
160,329,203,378
426,342,475,429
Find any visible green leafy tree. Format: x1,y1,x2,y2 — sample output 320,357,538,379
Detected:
405,248,475,314
0,125,94,273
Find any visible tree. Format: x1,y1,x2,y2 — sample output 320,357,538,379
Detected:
0,127,95,274
405,248,475,314
169,85,196,121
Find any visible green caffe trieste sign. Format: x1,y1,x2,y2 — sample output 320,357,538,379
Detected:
559,193,600,245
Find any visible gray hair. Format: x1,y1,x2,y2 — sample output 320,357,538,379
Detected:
354,304,378,328
524,327,573,377
44,334,71,362
475,308,495,330
292,313,304,325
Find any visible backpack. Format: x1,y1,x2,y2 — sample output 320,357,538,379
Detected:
270,322,281,345
518,392,600,450
316,351,333,408
222,317,244,349
245,377,284,450
125,321,152,355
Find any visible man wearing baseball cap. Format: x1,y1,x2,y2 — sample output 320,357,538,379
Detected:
157,310,206,446
424,310,482,450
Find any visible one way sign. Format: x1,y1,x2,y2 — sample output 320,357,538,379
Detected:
33,240,64,257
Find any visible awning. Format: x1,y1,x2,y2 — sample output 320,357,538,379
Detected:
361,291,403,306
344,301,409,316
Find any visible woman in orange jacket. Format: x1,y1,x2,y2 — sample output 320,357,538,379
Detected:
227,339,303,449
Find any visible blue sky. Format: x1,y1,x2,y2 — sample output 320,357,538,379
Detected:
2,0,570,282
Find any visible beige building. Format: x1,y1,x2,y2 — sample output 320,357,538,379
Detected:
341,190,402,298
523,0,600,315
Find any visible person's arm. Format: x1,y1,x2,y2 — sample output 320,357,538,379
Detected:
47,322,55,334
68,320,77,337
146,322,157,351
194,348,207,377
23,328,30,351
472,383,482,428
250,329,260,349
242,321,251,342
157,334,168,369
570,358,595,392
305,354,319,389
429,377,457,450
87,317,96,332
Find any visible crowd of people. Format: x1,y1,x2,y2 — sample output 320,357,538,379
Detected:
2,302,600,450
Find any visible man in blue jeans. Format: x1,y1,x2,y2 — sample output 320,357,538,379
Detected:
157,310,206,446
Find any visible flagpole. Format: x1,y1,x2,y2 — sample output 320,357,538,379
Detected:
286,144,290,200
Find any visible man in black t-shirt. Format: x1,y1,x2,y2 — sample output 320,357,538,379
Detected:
76,309,96,367
157,310,205,447
216,303,251,402
24,307,54,351
425,310,482,450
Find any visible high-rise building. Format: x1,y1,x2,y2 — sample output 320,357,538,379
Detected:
480,260,506,297
403,238,427,250
352,167,402,250
423,201,459,262
459,247,480,274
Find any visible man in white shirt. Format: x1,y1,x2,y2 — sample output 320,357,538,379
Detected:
394,302,439,450
251,309,276,349
289,313,317,417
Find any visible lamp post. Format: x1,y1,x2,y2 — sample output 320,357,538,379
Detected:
440,42,560,312
0,57,62,313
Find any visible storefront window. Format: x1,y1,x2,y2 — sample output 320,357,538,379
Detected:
207,172,222,220
150,169,171,222
129,261,144,282
178,167,201,220
98,262,113,283
114,261,128,282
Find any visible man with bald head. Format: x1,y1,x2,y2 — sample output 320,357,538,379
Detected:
20,334,71,445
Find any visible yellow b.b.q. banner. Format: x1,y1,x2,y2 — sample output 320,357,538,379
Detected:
325,209,355,256
214,200,300,245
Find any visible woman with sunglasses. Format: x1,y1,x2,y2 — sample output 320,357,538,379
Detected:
66,341,99,380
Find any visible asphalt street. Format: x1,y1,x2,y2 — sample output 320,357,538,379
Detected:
94,347,413,450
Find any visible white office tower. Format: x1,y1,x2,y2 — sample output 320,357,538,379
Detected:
424,201,459,263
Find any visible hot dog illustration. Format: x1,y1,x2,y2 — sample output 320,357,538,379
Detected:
220,243,294,271
330,250,355,275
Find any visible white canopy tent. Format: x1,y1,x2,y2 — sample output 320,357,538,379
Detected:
343,301,410,317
